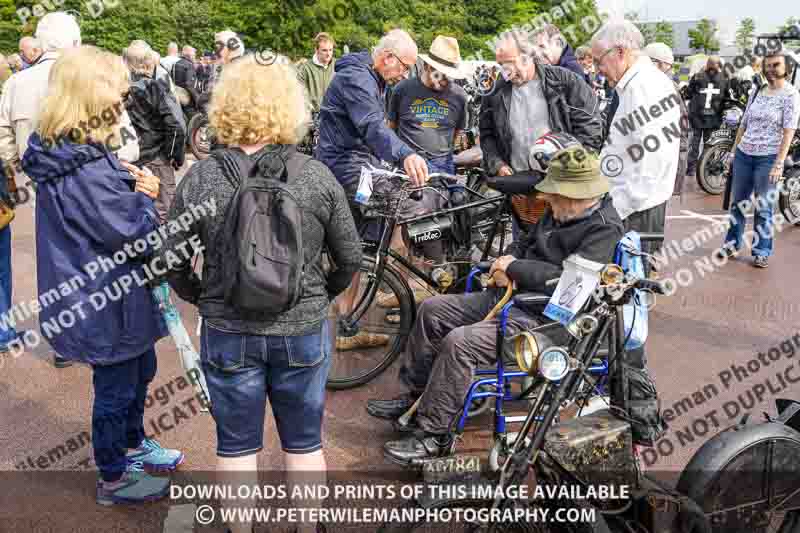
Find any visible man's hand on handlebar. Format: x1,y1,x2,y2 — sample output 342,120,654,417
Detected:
403,154,429,187
497,165,513,176
490,270,512,288
489,255,516,277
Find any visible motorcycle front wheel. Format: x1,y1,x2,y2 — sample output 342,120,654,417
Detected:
697,139,733,195
778,167,800,226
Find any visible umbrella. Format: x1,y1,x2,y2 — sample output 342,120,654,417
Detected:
152,282,211,412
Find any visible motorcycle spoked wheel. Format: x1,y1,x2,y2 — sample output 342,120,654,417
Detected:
697,140,733,195
188,114,211,160
778,168,800,227
676,420,800,533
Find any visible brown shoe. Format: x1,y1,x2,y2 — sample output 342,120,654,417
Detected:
336,332,390,351
377,289,431,308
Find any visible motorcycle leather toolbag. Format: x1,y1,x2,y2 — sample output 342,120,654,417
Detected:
544,409,638,490
405,214,454,246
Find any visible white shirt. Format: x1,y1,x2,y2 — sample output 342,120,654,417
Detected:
0,51,139,171
600,55,681,220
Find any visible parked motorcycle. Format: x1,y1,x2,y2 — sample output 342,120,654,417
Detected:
696,101,745,195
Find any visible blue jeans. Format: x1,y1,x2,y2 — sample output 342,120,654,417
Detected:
0,224,16,347
92,347,157,481
427,153,455,175
200,321,332,456
724,149,778,257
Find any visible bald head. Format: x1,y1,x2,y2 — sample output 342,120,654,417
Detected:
182,45,196,61
167,42,178,56
372,29,418,85
19,36,43,64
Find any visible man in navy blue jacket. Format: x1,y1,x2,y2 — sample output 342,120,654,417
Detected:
529,24,587,80
316,28,430,228
316,29,431,351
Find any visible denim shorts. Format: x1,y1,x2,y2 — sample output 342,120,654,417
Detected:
200,321,332,457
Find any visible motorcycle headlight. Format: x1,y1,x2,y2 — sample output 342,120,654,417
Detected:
538,347,571,382
504,330,554,375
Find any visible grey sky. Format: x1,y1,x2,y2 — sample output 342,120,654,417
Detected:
595,0,795,42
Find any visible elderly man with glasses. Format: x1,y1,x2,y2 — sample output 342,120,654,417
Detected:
591,21,681,330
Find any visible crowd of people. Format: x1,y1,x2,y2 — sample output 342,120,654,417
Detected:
0,10,798,533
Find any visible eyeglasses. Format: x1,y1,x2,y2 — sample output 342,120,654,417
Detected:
593,46,619,69
389,51,412,75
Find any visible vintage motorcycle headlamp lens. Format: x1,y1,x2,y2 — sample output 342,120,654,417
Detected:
538,347,570,382
600,264,624,285
513,332,539,374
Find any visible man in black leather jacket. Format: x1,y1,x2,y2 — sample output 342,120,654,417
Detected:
479,32,604,178
124,40,186,221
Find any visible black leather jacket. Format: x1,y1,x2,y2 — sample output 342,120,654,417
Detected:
170,57,199,105
479,64,604,175
126,73,186,167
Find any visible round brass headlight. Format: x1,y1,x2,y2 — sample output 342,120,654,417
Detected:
514,331,540,374
601,264,625,285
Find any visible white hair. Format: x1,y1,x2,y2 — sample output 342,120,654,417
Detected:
167,42,178,54
215,30,245,57
35,12,81,52
590,20,644,52
125,40,155,76
19,36,42,49
373,29,417,58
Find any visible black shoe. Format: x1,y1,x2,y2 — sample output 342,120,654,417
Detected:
392,413,419,433
54,354,73,368
366,393,418,420
383,432,453,466
753,256,769,268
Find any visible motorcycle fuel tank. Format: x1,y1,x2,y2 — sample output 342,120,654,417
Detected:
405,215,453,246
544,409,638,490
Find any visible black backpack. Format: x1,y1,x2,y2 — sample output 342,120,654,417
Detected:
212,146,311,317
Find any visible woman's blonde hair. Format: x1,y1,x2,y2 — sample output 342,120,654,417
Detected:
38,46,129,148
208,55,309,146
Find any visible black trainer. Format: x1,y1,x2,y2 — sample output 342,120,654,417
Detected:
384,431,453,466
366,393,418,420
54,354,73,368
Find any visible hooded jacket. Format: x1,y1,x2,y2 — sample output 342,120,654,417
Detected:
505,194,624,293
126,73,186,168
22,134,167,365
479,63,604,175
558,44,587,80
316,52,414,185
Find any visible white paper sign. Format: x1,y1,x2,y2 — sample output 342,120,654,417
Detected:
354,167,374,205
544,255,603,325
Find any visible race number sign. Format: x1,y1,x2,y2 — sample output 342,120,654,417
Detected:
544,255,603,325
355,167,374,205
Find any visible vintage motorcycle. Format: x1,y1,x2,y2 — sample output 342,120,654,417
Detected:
695,98,746,195
378,264,800,533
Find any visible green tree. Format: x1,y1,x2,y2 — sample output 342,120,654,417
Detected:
651,21,675,47
688,18,720,54
735,17,755,55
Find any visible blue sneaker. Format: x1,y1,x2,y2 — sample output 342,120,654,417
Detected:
126,438,184,472
96,461,170,506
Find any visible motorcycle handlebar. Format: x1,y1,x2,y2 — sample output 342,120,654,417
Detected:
635,278,668,295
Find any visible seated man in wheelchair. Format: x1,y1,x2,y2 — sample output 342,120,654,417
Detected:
367,145,625,465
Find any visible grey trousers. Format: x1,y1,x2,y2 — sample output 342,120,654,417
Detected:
145,158,176,223
398,290,543,434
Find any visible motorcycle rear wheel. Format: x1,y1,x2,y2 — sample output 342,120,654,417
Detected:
188,113,211,160
676,420,800,533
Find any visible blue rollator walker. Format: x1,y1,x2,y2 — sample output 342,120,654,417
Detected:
401,231,659,472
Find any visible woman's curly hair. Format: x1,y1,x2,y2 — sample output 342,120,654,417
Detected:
208,55,310,147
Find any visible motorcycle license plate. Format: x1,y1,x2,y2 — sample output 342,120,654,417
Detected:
711,129,734,141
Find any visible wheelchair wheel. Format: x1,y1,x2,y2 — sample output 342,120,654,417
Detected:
327,255,414,390
676,419,800,533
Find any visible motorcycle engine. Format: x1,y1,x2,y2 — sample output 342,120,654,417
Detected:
405,214,454,247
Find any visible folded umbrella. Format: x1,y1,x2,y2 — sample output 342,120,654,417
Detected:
152,282,211,411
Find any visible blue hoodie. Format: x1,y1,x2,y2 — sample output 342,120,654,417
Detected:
316,51,414,186
22,134,167,366
558,44,586,81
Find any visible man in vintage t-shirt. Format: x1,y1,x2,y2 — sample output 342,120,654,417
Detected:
387,35,467,175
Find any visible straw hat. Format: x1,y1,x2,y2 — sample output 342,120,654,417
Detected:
419,35,467,80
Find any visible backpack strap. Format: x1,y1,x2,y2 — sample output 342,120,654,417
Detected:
212,148,256,190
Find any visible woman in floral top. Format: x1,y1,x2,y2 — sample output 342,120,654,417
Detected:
722,52,800,268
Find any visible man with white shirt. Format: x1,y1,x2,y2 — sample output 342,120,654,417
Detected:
591,21,680,277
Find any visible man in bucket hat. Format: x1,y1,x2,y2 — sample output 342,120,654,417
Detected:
369,145,624,465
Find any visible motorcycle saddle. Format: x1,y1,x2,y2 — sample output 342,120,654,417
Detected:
485,172,545,195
